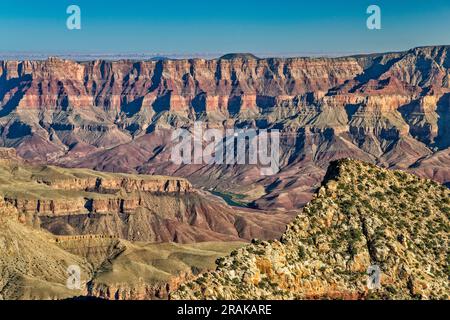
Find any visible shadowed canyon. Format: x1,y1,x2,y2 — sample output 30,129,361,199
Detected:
0,46,449,299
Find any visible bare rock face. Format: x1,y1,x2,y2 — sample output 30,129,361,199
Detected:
172,160,450,300
0,46,449,212
0,55,362,113
0,152,293,243
0,198,92,300
80,241,245,300
0,198,245,300
0,147,17,160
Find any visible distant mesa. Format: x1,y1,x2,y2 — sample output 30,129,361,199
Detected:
149,56,169,61
0,45,449,213
219,53,260,60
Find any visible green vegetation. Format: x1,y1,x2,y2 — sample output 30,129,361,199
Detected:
173,159,450,300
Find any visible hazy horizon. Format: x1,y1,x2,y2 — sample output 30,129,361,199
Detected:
1,0,450,56
0,44,449,62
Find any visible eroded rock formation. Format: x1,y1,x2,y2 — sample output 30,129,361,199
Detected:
0,46,448,211
0,150,293,243
172,160,450,300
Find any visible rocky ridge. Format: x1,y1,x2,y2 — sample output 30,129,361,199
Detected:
0,148,293,243
0,198,91,299
0,46,448,211
0,190,245,300
172,159,450,300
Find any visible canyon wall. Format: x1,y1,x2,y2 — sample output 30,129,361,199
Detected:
0,154,293,242
0,46,449,210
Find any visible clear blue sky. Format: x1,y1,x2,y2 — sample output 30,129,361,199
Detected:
1,0,449,55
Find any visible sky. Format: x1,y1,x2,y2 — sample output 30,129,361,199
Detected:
0,0,449,57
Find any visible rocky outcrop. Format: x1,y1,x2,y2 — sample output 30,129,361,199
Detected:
0,197,245,300
0,153,294,243
0,147,17,159
82,241,245,300
87,272,193,300
6,197,87,216
0,198,92,300
0,55,362,113
172,160,450,300
45,176,191,193
0,46,449,212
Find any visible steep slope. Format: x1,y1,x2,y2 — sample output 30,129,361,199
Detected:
0,201,245,300
0,148,293,243
83,241,245,300
0,46,449,212
0,198,92,300
172,159,450,300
